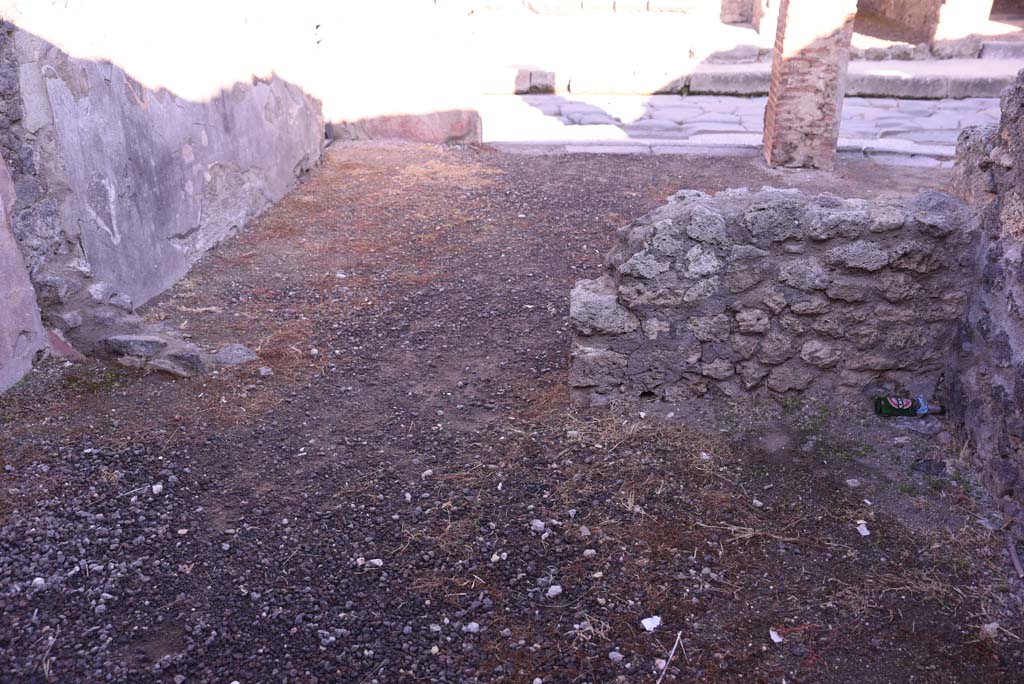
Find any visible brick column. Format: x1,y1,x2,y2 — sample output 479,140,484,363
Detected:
762,0,857,170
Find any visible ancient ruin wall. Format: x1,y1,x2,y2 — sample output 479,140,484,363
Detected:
0,23,324,349
569,187,976,406
949,69,1024,514
0,149,44,392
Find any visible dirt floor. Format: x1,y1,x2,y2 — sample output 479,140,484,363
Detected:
1,144,1022,683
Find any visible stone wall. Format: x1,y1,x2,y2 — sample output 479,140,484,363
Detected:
0,23,324,350
856,0,993,57
569,186,976,405
949,69,1024,518
0,150,44,392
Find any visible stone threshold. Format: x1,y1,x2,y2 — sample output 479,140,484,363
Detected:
488,138,955,167
499,59,1024,99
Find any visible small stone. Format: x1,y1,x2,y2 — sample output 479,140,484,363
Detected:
980,622,1000,641
530,519,546,533
366,558,383,567
31,577,45,590
735,308,770,334
609,650,624,664
465,622,480,634
174,676,186,684
151,483,164,495
258,366,273,377
212,343,257,366
845,478,861,488
546,585,563,599
583,549,597,559
752,498,764,508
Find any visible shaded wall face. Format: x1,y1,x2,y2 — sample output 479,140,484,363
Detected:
950,71,1024,515
0,17,324,349
0,149,45,392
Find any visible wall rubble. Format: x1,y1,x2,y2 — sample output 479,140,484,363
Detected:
0,22,324,353
569,187,976,406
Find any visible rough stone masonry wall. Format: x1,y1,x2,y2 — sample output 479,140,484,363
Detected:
569,187,976,406
0,149,45,392
949,69,1024,517
0,23,324,351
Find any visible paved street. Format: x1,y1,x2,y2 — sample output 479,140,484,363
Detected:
481,94,1002,166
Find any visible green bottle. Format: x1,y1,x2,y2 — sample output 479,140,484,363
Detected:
874,395,946,418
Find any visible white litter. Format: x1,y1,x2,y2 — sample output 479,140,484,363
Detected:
641,616,661,632
769,629,784,644
856,520,871,536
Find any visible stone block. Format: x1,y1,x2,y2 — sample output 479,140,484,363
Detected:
336,110,482,144
735,308,769,334
824,241,890,272
688,313,732,343
570,277,640,335
766,360,816,392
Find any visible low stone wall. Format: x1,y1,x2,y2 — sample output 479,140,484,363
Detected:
1,23,324,351
950,69,1024,519
569,186,975,405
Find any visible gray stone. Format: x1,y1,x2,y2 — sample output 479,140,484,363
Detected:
680,244,723,278
876,271,921,302
778,258,830,291
737,359,768,388
804,196,869,241
731,334,760,359
619,252,670,279
799,339,842,369
570,277,639,335
102,334,169,359
888,241,943,273
759,328,795,365
744,199,803,243
762,290,787,314
682,277,719,303
685,205,729,245
790,295,830,315
826,279,871,302
910,190,968,238
766,360,817,392
825,241,890,272
569,346,627,387
730,244,768,260
735,308,769,334
700,359,735,380
651,220,691,257
687,314,731,343
867,200,908,233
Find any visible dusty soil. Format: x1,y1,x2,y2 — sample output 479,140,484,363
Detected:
1,144,1021,684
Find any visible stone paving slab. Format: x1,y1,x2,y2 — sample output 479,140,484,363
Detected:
480,94,1000,166
685,59,1024,99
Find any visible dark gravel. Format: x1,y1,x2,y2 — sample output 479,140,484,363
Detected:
1,144,1021,683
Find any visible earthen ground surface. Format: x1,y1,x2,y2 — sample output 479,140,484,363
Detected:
1,143,1021,683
